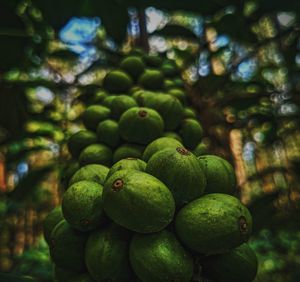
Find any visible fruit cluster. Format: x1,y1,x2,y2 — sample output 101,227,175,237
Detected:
43,53,258,282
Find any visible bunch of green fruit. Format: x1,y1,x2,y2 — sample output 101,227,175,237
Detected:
44,52,258,282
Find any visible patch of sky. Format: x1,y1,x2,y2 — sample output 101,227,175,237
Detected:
146,7,168,34
59,17,101,61
198,51,210,76
235,58,258,81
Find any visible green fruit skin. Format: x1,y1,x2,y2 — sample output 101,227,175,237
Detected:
103,70,133,93
168,88,186,105
96,119,120,148
138,69,164,90
79,144,113,167
179,118,203,149
119,107,164,145
175,193,253,254
92,90,107,104
161,63,179,78
103,170,175,233
120,56,145,80
129,230,193,282
183,107,197,119
67,130,97,158
162,132,183,143
142,55,162,67
201,243,258,282
85,224,132,282
146,147,206,207
107,158,146,179
142,137,182,162
110,95,138,119
43,207,64,244
50,220,88,272
139,92,184,130
102,95,117,108
61,162,80,189
198,155,236,195
62,181,105,232
113,144,144,163
193,142,208,157
82,105,111,131
69,164,109,186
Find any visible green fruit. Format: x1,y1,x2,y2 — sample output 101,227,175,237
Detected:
102,95,117,108
143,137,182,162
103,70,133,93
179,118,203,149
110,95,138,119
146,147,206,207
198,155,236,195
62,181,105,231
175,193,252,254
96,119,120,148
138,69,164,90
43,207,64,244
49,220,88,272
107,158,146,179
161,63,179,78
201,243,258,282
120,56,145,80
162,132,183,142
61,162,80,189
142,55,162,67
92,90,107,104
193,142,209,157
54,265,80,282
129,86,143,95
130,230,193,282
103,170,175,233
139,93,184,130
113,144,144,163
82,105,111,131
119,107,164,145
164,79,176,90
69,164,109,186
79,144,113,167
183,107,197,119
85,224,132,282
168,88,186,104
173,78,184,88
67,130,97,158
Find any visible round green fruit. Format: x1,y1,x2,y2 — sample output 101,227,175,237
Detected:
162,132,183,142
183,107,197,119
168,88,186,104
164,79,176,90
120,56,145,80
201,243,258,282
139,92,184,130
79,144,112,167
179,118,203,149
193,142,209,157
146,147,206,207
161,63,179,78
92,90,107,104
142,55,162,67
43,207,64,244
103,70,133,93
110,95,137,119
96,119,120,148
138,69,164,90
85,224,132,282
198,155,236,195
175,193,253,254
82,105,110,131
49,220,88,272
113,144,144,163
60,162,80,189
62,180,105,232
143,137,182,162
69,164,109,186
103,170,175,233
107,158,146,179
67,130,97,158
102,95,117,108
130,230,193,282
119,107,164,145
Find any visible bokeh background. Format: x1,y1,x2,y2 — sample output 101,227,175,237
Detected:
1,1,300,281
